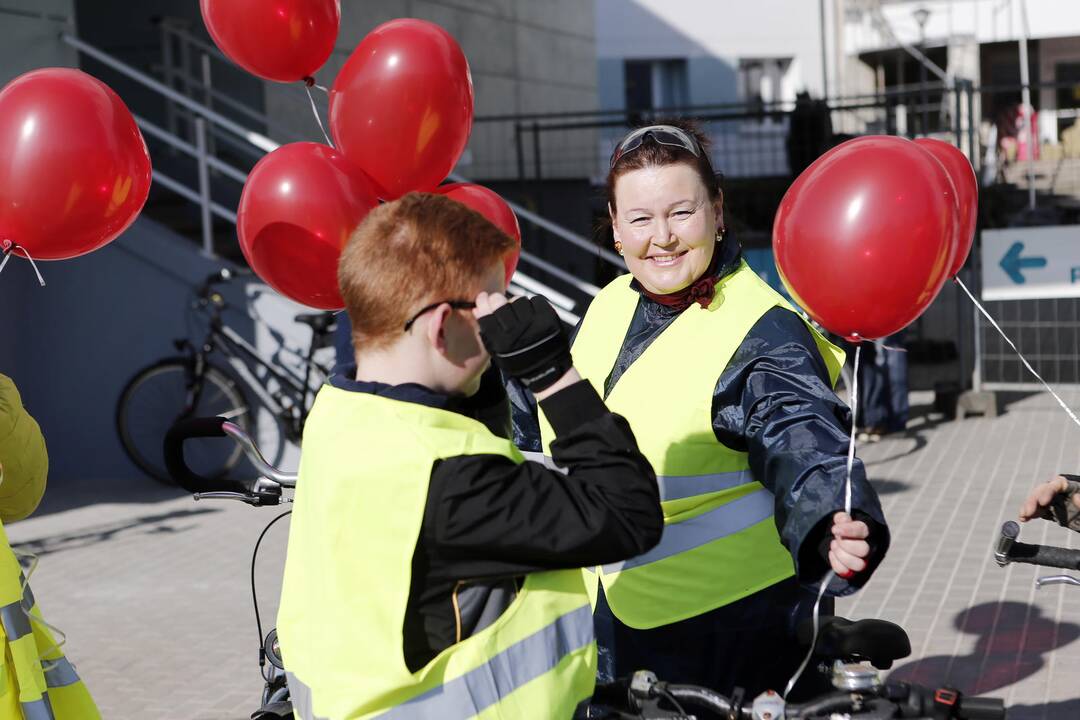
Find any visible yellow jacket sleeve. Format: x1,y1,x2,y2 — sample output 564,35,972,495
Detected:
0,373,47,523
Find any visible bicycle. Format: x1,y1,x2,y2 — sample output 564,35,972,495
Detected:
116,268,336,484
165,417,1007,720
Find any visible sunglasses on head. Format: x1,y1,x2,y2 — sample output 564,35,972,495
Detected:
609,125,703,168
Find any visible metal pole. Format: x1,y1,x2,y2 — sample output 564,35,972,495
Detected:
920,28,928,133
973,277,983,391
195,117,214,257
532,121,543,182
819,0,829,98
201,53,217,162
967,80,978,173
515,122,526,190
1017,0,1036,210
161,22,178,140
959,73,967,151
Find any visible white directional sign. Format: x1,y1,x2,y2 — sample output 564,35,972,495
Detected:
981,225,1080,301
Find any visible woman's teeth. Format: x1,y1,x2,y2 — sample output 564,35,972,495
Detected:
650,254,682,266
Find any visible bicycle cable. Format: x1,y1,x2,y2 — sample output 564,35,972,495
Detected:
252,509,292,681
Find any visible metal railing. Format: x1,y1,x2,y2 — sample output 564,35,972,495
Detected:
59,31,611,323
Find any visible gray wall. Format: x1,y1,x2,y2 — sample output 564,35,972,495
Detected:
263,0,599,181
0,220,247,485
0,1,77,87
0,213,334,491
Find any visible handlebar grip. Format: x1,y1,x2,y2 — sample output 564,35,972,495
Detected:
1013,542,1080,571
957,695,1006,719
164,416,246,494
995,521,1019,566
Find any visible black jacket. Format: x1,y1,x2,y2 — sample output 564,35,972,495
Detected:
327,367,662,672
509,238,889,596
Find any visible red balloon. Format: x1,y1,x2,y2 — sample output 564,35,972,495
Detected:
329,19,474,199
773,136,957,342
238,143,378,310
0,68,151,262
915,138,978,277
200,0,340,82
435,183,521,283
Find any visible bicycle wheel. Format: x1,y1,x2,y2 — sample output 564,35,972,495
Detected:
116,360,251,484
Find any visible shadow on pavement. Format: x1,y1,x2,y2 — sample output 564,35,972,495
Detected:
1006,699,1080,719
11,506,220,557
888,601,1080,695
996,391,1041,415
869,478,911,495
30,474,194,519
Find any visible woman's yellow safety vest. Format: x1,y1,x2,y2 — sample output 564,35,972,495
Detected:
277,386,597,720
539,262,844,630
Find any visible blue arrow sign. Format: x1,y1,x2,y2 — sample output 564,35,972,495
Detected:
1000,241,1047,284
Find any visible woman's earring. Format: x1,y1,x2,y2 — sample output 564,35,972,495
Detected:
614,240,624,255
715,228,725,242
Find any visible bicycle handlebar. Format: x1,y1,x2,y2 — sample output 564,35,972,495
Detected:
592,673,1005,719
164,416,296,503
995,521,1080,571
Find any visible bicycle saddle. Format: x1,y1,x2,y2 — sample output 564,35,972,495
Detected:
797,616,911,670
294,312,335,334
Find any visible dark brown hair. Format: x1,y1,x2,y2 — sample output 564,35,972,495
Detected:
338,192,515,350
605,118,721,213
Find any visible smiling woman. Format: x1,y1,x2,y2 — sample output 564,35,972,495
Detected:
521,119,893,701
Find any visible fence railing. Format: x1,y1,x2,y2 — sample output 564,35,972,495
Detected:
60,30,613,324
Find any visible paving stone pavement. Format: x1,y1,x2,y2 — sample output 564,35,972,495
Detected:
7,389,1080,718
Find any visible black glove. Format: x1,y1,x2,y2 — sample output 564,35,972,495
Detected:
1036,475,1080,532
477,296,572,393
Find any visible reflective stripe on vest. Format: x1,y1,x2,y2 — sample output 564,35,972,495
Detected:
43,657,82,689
287,605,593,720
655,470,754,502
601,488,773,573
0,575,36,640
21,695,54,720
375,604,592,720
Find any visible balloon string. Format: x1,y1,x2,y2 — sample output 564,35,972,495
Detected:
785,343,861,699
0,243,47,287
844,343,860,515
304,83,334,148
11,548,68,670
955,276,1080,430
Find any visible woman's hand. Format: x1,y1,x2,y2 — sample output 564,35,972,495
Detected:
1019,475,1080,522
828,511,871,579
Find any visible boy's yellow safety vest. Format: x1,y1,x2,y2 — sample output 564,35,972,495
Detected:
540,262,844,630
278,386,596,719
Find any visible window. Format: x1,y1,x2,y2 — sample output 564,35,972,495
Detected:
738,57,793,110
623,59,689,112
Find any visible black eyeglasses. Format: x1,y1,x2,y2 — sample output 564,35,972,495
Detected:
609,125,702,168
403,300,477,332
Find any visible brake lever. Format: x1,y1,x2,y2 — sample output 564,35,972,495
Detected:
194,491,261,505
1036,574,1080,589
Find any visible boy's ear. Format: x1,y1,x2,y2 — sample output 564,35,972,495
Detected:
425,302,452,355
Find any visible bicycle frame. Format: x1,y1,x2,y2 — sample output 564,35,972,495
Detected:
185,303,331,442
